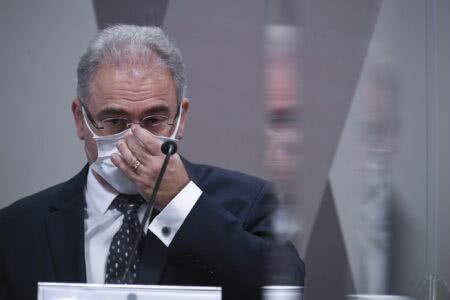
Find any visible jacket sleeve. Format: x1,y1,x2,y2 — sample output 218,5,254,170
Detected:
167,181,305,288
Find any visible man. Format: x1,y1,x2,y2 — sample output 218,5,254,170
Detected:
0,25,304,299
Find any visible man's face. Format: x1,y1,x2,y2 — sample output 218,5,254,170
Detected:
72,61,189,164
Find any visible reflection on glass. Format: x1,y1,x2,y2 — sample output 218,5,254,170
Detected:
356,65,399,294
264,0,303,293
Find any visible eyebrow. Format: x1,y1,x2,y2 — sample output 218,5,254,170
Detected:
96,107,128,120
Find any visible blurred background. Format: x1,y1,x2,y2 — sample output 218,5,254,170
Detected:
0,0,449,299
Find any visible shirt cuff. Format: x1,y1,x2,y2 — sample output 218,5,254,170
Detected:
148,181,202,246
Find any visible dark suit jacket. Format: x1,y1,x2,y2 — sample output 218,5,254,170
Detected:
0,160,304,300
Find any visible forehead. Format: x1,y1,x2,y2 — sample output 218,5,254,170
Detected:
89,61,177,108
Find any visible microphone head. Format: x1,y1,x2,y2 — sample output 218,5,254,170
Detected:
161,140,178,155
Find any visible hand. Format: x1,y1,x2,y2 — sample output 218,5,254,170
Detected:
111,124,190,210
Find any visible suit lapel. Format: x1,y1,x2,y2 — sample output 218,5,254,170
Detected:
45,165,88,283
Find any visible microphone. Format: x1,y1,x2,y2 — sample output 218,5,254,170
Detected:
161,140,177,155
121,139,178,283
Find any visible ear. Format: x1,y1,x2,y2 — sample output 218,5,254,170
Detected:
72,98,85,140
177,98,190,140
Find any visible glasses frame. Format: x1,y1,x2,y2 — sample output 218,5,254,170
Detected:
82,103,180,135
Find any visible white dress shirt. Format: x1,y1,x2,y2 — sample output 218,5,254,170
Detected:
84,166,202,283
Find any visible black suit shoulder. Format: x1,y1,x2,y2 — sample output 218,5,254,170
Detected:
184,160,271,198
183,160,274,221
0,180,72,265
0,165,88,247
0,182,65,225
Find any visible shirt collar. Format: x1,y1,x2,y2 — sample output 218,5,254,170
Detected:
85,166,119,215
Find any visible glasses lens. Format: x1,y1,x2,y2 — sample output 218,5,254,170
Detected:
142,115,170,136
102,118,129,135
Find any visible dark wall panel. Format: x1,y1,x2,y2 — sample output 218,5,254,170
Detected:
93,0,168,29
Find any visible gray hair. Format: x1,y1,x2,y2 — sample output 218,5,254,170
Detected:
77,24,185,106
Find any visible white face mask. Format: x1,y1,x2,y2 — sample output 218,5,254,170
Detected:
82,105,182,194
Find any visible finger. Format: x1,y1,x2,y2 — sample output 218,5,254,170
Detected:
123,132,151,163
116,139,141,168
111,153,140,180
131,125,163,155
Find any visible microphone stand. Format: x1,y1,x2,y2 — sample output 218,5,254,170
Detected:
120,140,178,283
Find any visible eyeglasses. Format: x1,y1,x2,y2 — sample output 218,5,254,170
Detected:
83,105,179,136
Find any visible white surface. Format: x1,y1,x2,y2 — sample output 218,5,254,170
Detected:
263,286,303,300
38,282,221,300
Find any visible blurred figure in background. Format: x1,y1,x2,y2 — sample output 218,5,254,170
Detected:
264,0,304,290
